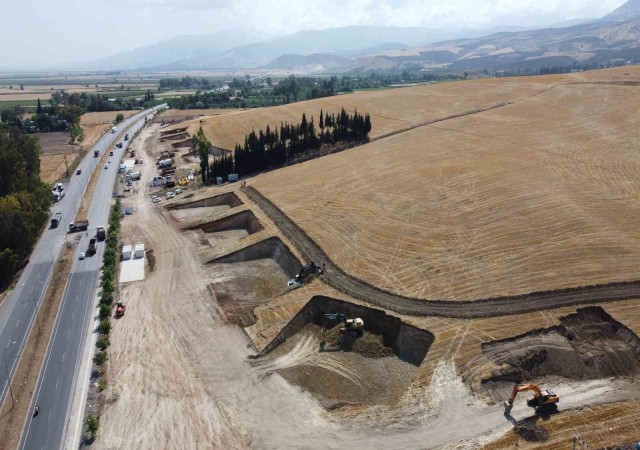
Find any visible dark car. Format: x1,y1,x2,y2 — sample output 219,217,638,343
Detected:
76,169,81,175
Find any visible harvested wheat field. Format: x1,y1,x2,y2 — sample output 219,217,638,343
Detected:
79,110,136,151
37,132,80,183
249,71,640,301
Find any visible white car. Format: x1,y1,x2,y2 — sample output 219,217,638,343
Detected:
175,188,183,194
151,196,161,203
79,252,86,260
166,191,174,199
287,277,302,290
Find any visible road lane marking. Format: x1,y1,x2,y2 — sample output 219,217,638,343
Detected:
15,319,20,328
62,352,65,362
55,378,59,390
48,411,52,423
67,330,71,339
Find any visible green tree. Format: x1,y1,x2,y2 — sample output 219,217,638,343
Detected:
114,113,125,124
96,337,109,351
87,415,99,440
36,98,43,114
93,351,107,366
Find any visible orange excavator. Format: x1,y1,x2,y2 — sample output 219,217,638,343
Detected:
504,383,559,413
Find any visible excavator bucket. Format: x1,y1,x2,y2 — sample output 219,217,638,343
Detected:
504,400,513,413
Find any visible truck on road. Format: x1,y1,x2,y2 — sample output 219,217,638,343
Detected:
94,150,99,157
50,212,62,228
52,190,65,202
96,226,106,241
111,126,117,134
87,238,97,256
69,219,89,232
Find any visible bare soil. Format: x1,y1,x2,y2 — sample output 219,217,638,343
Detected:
267,324,417,410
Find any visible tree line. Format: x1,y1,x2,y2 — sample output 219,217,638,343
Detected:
0,125,52,288
198,108,372,182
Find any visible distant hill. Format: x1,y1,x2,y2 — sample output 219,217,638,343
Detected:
264,53,352,72
85,33,268,71
352,12,640,72
603,0,640,20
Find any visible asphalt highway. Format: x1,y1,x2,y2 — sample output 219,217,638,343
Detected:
0,109,156,414
4,105,165,450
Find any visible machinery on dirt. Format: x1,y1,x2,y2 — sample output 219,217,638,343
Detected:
322,313,364,337
115,301,126,318
287,261,322,289
504,383,559,414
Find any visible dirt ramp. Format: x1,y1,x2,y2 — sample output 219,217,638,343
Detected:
478,307,640,401
168,192,243,210
208,236,301,277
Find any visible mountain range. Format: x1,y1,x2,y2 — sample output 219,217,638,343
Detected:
87,0,640,73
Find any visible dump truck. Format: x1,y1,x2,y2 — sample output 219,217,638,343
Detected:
50,212,62,228
87,238,97,256
129,171,141,181
96,226,106,241
69,219,89,232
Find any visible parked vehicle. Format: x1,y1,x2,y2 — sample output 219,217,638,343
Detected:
151,196,161,203
166,191,175,199
175,188,183,194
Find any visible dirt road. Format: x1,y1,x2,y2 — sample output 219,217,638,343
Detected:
242,186,640,318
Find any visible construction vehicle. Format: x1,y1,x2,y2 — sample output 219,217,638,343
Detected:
504,384,559,414
87,238,97,256
96,226,106,241
322,313,364,337
115,301,126,318
69,219,89,232
287,261,322,289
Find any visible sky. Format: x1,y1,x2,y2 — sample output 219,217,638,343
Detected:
0,0,628,69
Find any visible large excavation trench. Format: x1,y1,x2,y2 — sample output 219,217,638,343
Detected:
185,210,264,247
252,296,434,410
206,237,302,326
467,307,640,402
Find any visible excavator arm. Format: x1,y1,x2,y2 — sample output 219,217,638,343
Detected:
504,383,559,413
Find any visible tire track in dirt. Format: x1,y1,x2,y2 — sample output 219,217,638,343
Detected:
242,186,640,319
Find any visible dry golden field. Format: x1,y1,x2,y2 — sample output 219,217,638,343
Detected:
79,110,137,150
243,68,640,300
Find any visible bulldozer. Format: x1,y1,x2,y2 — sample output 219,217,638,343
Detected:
504,383,559,414
322,313,364,337
115,301,126,318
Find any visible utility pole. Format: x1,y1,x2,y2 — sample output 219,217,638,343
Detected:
4,341,16,409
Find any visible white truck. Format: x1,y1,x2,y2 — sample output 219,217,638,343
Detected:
111,126,118,134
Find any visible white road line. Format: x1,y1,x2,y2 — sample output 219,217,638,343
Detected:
15,319,20,328
62,352,65,362
48,411,51,423
55,379,59,390
71,311,75,319
67,330,71,340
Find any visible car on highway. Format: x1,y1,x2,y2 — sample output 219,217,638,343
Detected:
175,188,183,194
151,196,161,203
76,169,81,175
79,252,85,260
166,191,175,199
104,165,108,169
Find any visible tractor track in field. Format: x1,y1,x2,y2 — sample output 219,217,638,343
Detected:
242,186,640,319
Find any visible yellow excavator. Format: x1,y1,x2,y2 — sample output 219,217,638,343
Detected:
504,383,559,414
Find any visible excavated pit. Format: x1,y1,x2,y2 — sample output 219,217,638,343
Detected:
478,307,640,402
168,192,243,223
252,296,434,410
206,237,301,326
185,210,263,248
159,127,187,136
160,131,189,141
